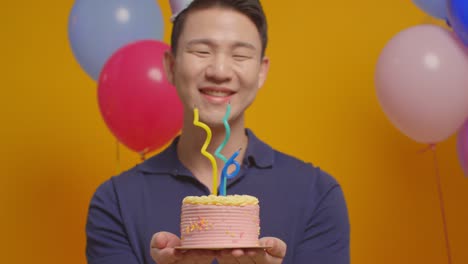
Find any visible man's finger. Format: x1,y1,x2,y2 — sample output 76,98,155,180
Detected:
245,248,265,259
217,249,242,264
231,248,245,258
151,247,180,264
180,250,216,264
260,237,287,259
150,232,183,264
151,232,181,249
235,254,256,264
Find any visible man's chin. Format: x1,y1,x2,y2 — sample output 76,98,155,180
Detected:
200,119,226,130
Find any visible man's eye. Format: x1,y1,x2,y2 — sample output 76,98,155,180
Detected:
194,51,210,56
233,54,250,60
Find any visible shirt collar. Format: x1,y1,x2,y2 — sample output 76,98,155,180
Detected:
137,128,274,174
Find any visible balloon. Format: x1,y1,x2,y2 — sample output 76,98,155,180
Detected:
375,25,468,144
457,119,468,177
412,0,447,19
448,0,468,46
98,40,183,154
68,0,164,80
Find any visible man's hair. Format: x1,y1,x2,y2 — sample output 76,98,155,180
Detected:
171,0,268,57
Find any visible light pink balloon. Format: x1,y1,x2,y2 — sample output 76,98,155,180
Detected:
456,119,468,177
375,25,468,144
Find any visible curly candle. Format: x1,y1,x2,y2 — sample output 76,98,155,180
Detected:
193,107,218,195
215,103,231,163
219,149,241,196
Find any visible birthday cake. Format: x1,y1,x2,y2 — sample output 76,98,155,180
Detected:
180,194,260,248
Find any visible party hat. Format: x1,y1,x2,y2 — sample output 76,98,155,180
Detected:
169,0,194,21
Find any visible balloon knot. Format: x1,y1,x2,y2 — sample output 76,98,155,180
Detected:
418,143,437,153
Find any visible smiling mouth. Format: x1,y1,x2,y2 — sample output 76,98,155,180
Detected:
200,89,234,97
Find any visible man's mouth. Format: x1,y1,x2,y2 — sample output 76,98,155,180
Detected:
199,88,234,97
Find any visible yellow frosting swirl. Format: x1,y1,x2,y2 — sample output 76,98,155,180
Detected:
183,195,259,206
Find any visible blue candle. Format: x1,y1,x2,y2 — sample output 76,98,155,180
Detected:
219,149,241,196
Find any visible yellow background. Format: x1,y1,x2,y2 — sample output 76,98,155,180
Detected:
2,0,467,263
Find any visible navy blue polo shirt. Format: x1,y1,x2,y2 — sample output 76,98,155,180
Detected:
86,129,350,264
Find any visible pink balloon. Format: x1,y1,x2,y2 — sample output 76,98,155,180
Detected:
457,119,468,177
375,25,468,144
98,40,183,154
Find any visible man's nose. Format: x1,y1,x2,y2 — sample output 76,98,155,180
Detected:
205,55,233,82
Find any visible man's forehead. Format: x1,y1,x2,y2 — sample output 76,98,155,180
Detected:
180,7,260,42
184,7,248,23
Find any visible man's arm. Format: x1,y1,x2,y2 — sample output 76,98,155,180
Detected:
294,180,350,264
86,180,140,264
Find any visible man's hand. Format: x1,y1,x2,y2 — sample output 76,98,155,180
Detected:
150,232,216,264
216,237,287,264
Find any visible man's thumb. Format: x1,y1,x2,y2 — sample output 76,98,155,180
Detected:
151,232,181,249
260,237,287,258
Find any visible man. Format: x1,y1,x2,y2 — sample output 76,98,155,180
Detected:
86,0,350,263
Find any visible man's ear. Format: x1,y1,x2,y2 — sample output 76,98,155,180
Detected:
163,51,175,85
257,56,270,89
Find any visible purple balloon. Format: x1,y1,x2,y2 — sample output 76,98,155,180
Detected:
457,119,468,177
68,0,164,81
448,0,468,46
412,0,447,20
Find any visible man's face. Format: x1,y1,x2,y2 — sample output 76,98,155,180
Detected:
164,7,269,127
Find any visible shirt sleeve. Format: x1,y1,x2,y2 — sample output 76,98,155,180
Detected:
294,172,350,264
85,179,140,264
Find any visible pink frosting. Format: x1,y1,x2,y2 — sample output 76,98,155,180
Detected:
180,204,260,247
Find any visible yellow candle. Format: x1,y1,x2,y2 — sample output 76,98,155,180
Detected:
193,108,218,195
